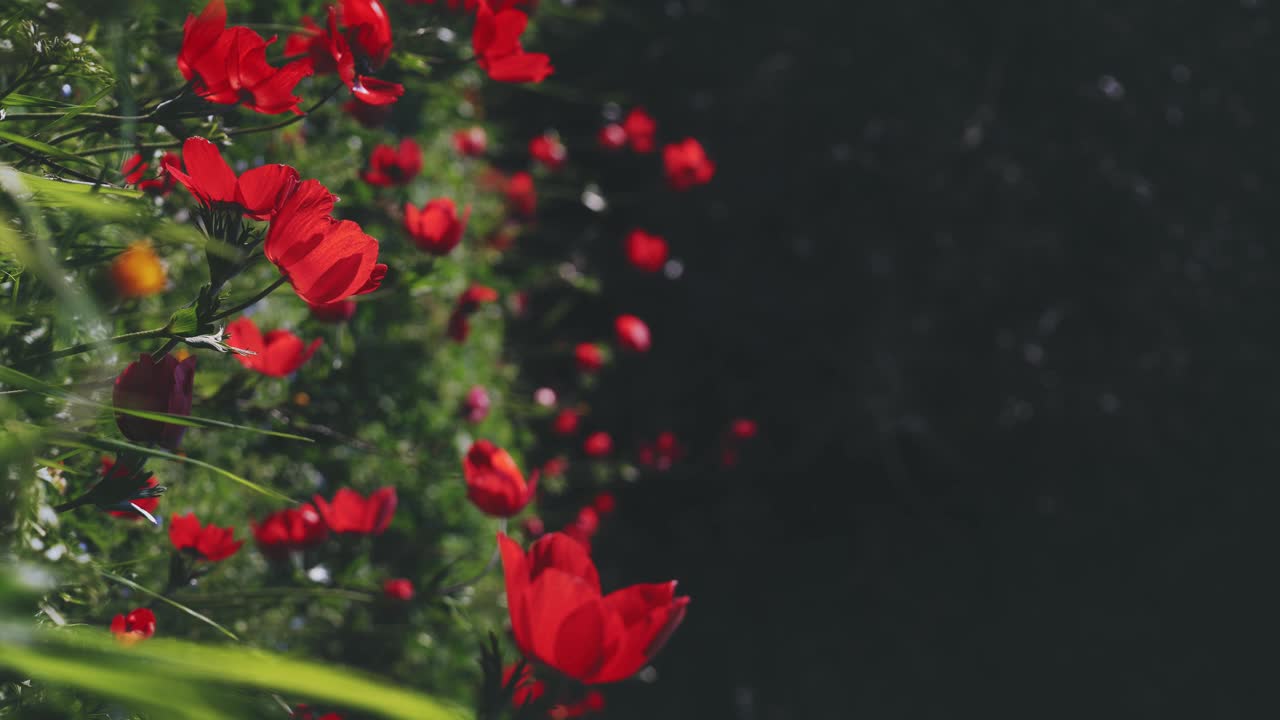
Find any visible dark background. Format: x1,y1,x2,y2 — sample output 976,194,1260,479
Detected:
506,1,1277,717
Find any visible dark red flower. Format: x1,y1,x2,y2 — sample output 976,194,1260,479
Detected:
458,284,500,313
552,409,580,436
597,124,627,151
452,127,488,157
472,0,554,83
383,578,415,601
613,314,651,353
622,108,657,154
504,171,537,218
113,353,196,451
110,607,156,644
100,457,160,521
639,431,682,471
447,312,472,342
168,512,243,562
552,690,606,719
313,487,397,535
464,439,536,517
591,492,616,515
624,229,668,273
252,503,328,556
498,532,689,684
362,139,423,186
264,178,387,306
574,342,604,373
729,418,758,440
663,138,716,191
404,198,469,254
529,133,567,170
565,506,600,547
523,515,546,537
464,385,492,423
163,137,301,220
540,456,568,477
582,431,613,458
226,317,322,377
342,98,394,128
308,299,358,323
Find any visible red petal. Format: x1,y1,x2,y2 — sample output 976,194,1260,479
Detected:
236,164,301,220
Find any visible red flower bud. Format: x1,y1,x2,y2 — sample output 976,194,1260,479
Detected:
582,431,613,458
464,440,536,517
383,578,415,601
574,343,604,373
613,315,651,353
624,229,669,273
662,138,715,191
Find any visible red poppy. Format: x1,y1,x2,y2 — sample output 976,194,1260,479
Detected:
343,98,394,128
383,578,415,601
452,127,488,157
472,0,554,83
163,137,301,220
100,457,161,521
498,532,689,684
404,198,469,255
591,492,616,516
264,178,387,306
288,0,403,106
624,229,668,273
729,418,758,440
362,139,423,186
314,487,397,535
458,284,500,313
663,138,716,191
613,314,651,353
252,503,328,556
523,515,546,537
464,439,536,517
574,343,604,373
552,409,580,436
110,607,156,645
113,353,196,451
622,108,657,153
529,133,567,170
582,431,613,458
121,154,147,185
597,124,627,151
308,299,358,323
464,385,491,423
168,512,243,562
505,171,537,218
540,456,568,477
226,317,322,378
123,152,180,194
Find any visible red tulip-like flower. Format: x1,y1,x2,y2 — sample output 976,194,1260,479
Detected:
110,607,157,645
472,0,554,83
464,385,492,423
591,492,616,516
308,299,358,323
505,171,537,218
623,108,657,153
574,343,604,373
582,431,613,458
613,314,651,353
464,439,536,517
100,457,161,521
113,353,196,451
624,229,669,273
552,409,580,436
168,512,243,562
362,139,422,186
452,127,488,157
529,133,567,170
404,198,469,255
383,578,415,601
597,123,627,151
178,1,313,114
252,503,328,556
226,317,322,378
498,532,689,684
287,0,403,105
314,487,397,535
663,138,716,191
163,137,301,220
264,178,387,306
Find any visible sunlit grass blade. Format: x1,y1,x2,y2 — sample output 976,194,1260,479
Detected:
0,130,101,167
100,571,239,641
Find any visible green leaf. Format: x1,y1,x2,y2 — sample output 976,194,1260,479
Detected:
167,306,201,335
0,130,101,168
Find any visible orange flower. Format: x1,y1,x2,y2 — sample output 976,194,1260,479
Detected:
110,242,166,298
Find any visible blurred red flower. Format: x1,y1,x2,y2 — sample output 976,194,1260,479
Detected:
464,385,492,423
622,108,657,153
452,126,488,156
314,487,397,534
624,229,669,273
464,439,536,517
308,299,358,323
523,515,546,537
100,457,160,521
613,314,651,353
405,198,469,255
168,512,243,562
582,431,613,458
362,139,423,186
383,578,415,601
122,153,178,194
458,284,500,313
563,505,599,547
663,138,716,191
472,0,553,83
110,607,156,645
504,171,537,218
163,137,301,220
597,123,627,151
729,418,759,440
574,342,604,373
252,504,328,556
639,431,682,470
529,133,567,170
591,492,616,515
552,409,580,436
113,353,196,451
226,317,322,378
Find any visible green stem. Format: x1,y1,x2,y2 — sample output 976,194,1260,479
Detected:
209,275,288,321
37,327,170,361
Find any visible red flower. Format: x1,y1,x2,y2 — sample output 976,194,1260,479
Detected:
552,691,606,719
447,312,472,342
163,137,301,220
563,506,598,547
383,578,415,601
252,504,328,556
113,353,196,451
458,284,500,312
498,532,689,684
591,492,616,515
226,317,322,378
529,133,567,170
597,124,627,151
552,409,580,436
313,487,397,534
343,98,394,128
574,343,604,373
729,418,758,440
179,2,313,115
663,138,716,191
464,385,491,423
404,198,469,254
504,663,546,708
121,154,147,185
464,439,536,517
264,179,387,306
582,431,613,458
504,171,537,218
541,456,569,477
613,314,651,353
624,229,669,273
639,431,682,470
452,127,488,157
292,705,343,720
110,607,156,645
523,515,546,537
472,0,553,83
362,139,423,186
100,457,160,521
288,0,402,106
168,512,243,562
622,108,657,154
308,299,357,323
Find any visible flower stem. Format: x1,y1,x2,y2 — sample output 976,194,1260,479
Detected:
209,275,289,321
37,327,171,361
